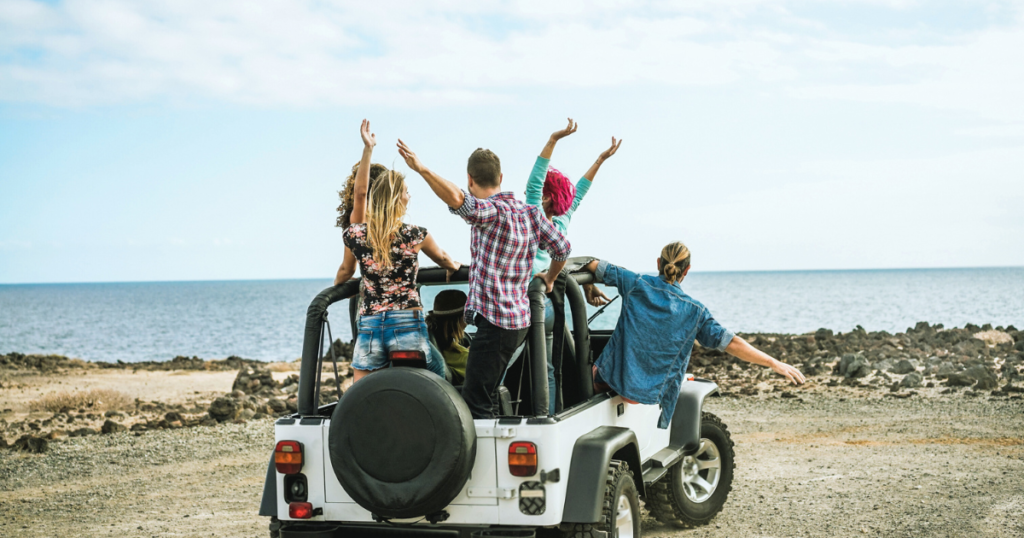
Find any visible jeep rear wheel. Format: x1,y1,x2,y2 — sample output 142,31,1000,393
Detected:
562,460,641,538
647,412,735,528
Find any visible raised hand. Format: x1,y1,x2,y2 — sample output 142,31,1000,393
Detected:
360,119,376,149
598,137,622,162
550,117,578,141
396,139,424,173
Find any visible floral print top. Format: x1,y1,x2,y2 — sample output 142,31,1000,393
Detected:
343,223,428,316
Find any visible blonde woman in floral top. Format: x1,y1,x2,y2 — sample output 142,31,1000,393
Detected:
334,120,462,382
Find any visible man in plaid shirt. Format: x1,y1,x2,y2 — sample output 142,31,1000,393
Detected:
398,140,571,418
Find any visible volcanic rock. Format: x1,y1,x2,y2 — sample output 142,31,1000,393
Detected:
267,398,288,413
101,420,127,434
892,360,918,375
12,435,48,453
232,365,278,395
900,372,923,389
208,397,240,423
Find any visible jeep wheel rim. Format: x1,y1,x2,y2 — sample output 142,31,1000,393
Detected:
615,494,634,538
680,438,721,504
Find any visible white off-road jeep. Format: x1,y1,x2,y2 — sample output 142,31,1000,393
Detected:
260,261,735,538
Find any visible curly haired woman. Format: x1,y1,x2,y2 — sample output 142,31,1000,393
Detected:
334,120,462,381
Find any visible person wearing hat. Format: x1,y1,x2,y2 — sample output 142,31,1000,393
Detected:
427,289,473,385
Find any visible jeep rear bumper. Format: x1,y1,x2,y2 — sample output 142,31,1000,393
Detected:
280,521,539,538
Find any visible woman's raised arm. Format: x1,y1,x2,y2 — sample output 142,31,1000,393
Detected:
349,119,376,226
527,118,578,206
582,137,622,183
539,117,577,159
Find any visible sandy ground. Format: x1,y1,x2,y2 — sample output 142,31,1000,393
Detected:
2,370,1023,538
0,369,240,415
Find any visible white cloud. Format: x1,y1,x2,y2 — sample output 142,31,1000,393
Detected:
0,0,1022,125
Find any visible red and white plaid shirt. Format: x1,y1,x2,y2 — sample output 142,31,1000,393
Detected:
451,191,571,330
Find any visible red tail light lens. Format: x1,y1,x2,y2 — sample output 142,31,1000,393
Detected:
685,374,695,382
389,350,425,360
275,441,303,474
508,441,538,477
289,502,314,519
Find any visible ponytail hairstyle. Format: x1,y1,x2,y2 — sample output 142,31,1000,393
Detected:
366,169,408,269
659,241,691,283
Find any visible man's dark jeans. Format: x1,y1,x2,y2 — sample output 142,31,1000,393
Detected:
462,314,529,419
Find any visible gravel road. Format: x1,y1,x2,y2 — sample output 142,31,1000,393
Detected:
2,393,1022,537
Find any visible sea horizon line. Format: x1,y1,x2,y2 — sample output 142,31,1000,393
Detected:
2,264,1022,286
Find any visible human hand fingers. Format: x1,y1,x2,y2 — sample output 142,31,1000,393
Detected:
783,363,804,385
361,120,376,147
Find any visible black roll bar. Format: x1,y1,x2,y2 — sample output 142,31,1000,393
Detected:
566,272,594,401
298,279,361,416
297,266,471,417
526,278,550,416
295,264,593,418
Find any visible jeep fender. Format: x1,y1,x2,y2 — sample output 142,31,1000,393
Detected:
561,426,644,523
669,378,719,455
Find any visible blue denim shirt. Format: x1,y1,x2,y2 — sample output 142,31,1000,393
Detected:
594,260,735,428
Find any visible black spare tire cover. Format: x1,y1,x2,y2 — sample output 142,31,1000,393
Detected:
329,368,476,519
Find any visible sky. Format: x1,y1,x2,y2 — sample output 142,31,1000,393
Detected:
1,0,1023,284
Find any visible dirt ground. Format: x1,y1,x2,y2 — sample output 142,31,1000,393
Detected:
2,370,1023,538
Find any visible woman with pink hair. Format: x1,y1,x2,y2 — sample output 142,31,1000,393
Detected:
523,117,621,413
527,118,620,274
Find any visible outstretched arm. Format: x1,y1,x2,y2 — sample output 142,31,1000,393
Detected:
397,139,465,209
349,119,376,225
527,118,578,207
725,337,806,385
539,117,577,159
581,136,622,183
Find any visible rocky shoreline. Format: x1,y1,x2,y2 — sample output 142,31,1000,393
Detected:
2,322,1022,454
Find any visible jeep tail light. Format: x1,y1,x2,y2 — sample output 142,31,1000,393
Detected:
275,441,303,474
389,350,425,360
289,502,314,519
508,441,538,477
685,374,694,382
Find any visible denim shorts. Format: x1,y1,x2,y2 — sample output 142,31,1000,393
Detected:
352,310,444,378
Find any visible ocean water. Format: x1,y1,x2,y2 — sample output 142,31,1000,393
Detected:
1,267,1021,363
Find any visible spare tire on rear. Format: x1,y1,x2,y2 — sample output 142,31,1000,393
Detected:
329,368,476,519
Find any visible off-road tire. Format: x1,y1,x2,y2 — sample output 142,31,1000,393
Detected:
562,460,641,538
646,412,735,528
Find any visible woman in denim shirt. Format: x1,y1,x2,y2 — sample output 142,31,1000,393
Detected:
580,242,805,428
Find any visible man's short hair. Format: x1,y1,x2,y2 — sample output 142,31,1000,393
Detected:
467,148,501,187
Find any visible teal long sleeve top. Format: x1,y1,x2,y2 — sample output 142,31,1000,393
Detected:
526,156,591,274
